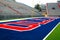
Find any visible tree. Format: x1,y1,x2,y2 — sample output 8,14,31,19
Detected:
34,4,41,12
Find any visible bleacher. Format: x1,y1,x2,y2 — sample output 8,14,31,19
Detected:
0,0,43,20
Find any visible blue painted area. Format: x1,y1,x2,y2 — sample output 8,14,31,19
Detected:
26,19,44,22
8,24,28,27
0,18,60,40
26,18,50,22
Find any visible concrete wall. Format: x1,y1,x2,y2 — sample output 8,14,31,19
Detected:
46,3,60,17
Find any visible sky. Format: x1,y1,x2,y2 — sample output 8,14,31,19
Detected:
16,0,57,7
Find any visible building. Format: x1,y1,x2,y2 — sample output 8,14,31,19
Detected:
40,4,47,17
46,1,60,17
0,0,43,20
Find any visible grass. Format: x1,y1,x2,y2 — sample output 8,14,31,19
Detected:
45,23,60,40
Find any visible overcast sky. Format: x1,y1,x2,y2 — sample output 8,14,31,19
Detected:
16,0,57,7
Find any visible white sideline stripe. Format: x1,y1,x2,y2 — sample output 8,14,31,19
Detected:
43,22,60,40
0,17,41,22
0,18,32,22
0,17,58,22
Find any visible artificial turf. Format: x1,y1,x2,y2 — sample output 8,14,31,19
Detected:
46,23,60,40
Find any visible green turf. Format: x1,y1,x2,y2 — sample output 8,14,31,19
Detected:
45,23,60,40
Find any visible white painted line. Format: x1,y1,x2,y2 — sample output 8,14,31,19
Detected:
43,22,60,40
0,18,32,22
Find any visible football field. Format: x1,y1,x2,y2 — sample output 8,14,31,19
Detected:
44,22,60,40
0,17,60,40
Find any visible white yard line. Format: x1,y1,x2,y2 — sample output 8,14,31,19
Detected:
43,22,60,40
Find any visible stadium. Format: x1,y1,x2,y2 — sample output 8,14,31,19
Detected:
0,0,60,40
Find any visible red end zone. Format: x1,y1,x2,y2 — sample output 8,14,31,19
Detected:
0,18,55,32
